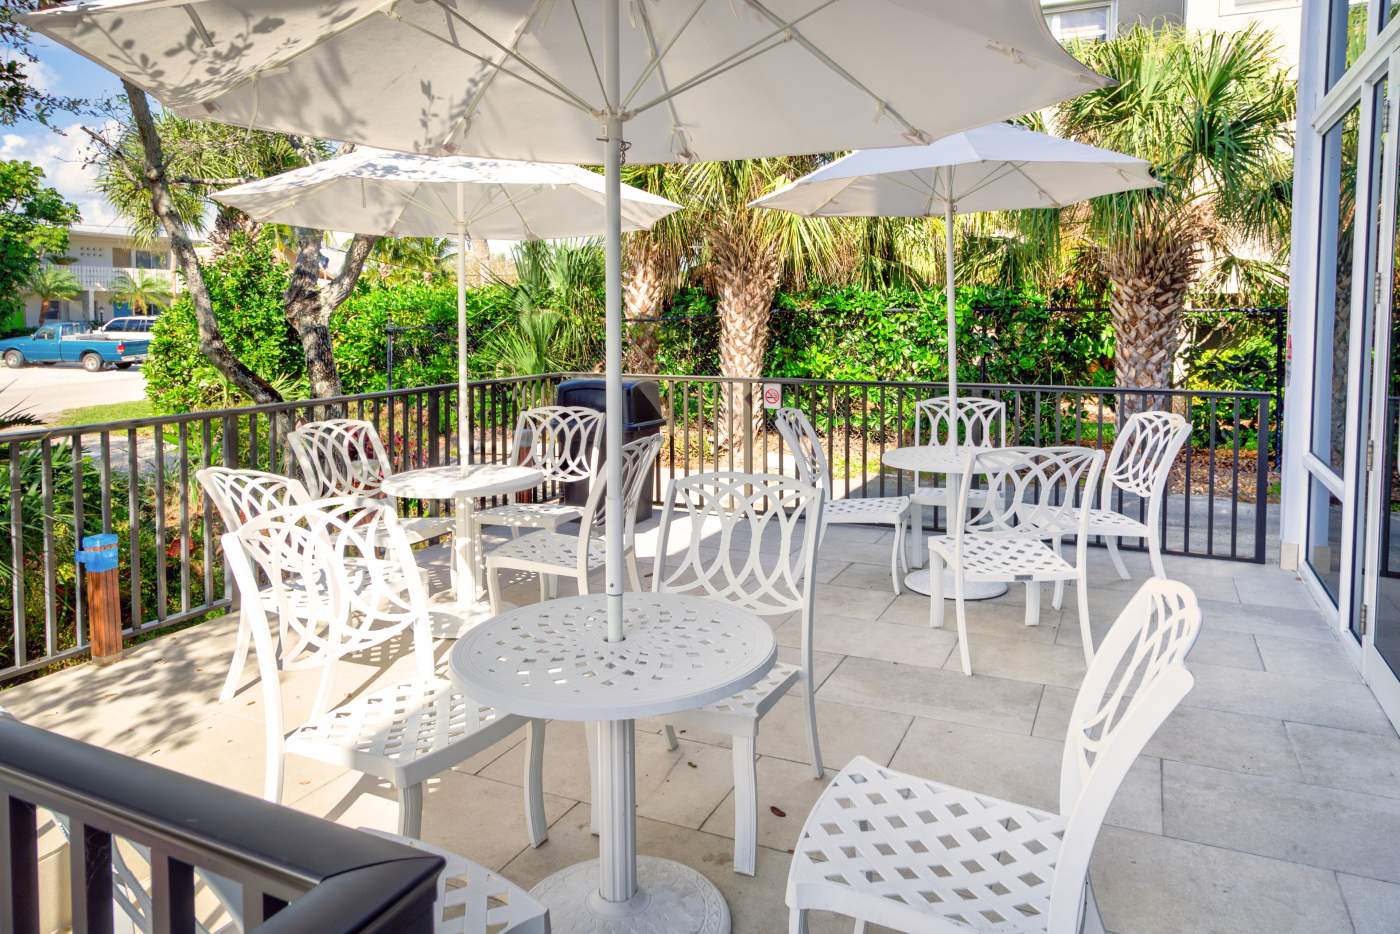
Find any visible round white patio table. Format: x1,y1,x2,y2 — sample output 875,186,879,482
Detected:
449,592,776,934
882,444,1009,600
381,463,542,634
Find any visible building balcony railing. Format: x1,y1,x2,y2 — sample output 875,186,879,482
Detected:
44,264,180,293
0,374,1275,682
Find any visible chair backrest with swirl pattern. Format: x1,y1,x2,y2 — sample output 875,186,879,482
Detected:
511,406,605,483
286,419,394,500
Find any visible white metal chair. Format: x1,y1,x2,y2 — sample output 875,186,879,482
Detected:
359,830,549,933
929,447,1104,674
775,406,910,593
910,395,1007,506
786,577,1202,934
484,433,662,610
224,497,548,842
471,405,605,536
196,467,313,702
651,471,825,875
1052,411,1191,608
287,418,453,545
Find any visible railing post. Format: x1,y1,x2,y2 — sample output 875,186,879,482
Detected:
1256,395,1271,564
742,383,755,475
77,533,122,665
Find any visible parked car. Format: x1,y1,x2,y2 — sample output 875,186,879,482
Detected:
0,322,150,372
94,316,159,342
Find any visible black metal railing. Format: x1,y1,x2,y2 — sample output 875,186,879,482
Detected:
0,716,441,933
0,372,1272,682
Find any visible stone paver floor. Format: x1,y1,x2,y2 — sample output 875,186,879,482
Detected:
4,518,1399,933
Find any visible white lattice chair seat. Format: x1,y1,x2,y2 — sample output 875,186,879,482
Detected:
286,677,527,788
669,662,802,738
788,756,1067,933
485,530,606,573
475,501,582,530
826,495,910,523
359,830,549,933
929,534,1075,582
397,514,455,544
1047,507,1149,539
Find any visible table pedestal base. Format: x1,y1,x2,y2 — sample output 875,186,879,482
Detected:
904,569,1008,600
530,856,730,933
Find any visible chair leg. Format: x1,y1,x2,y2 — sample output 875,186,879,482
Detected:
219,604,253,703
909,503,925,568
585,720,601,836
397,783,424,838
929,550,946,629
788,908,809,934
889,519,903,595
804,671,823,779
955,582,972,676
1076,570,1094,668
1107,537,1131,580
487,563,503,615
663,724,679,751
538,570,548,603
1052,537,1066,610
1147,531,1166,579
1025,582,1040,626
733,735,758,876
627,551,643,592
1081,880,1107,934
263,744,285,804
523,719,548,847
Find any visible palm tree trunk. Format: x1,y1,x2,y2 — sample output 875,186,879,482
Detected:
1104,230,1199,417
712,230,781,464
623,237,673,374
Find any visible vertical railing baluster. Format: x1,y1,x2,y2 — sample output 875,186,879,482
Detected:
10,444,25,669
150,849,196,934
1256,396,1271,563
69,820,114,934
128,428,141,631
72,434,85,649
1231,396,1241,559
201,419,214,608
1183,393,1193,555
178,422,191,615
0,795,38,934
100,434,112,532
1207,397,1217,556
154,424,168,625
40,441,55,659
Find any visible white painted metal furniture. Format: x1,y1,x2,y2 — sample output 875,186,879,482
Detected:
380,462,543,633
786,577,1202,934
1052,411,1191,608
448,592,775,934
881,444,1007,600
287,418,454,544
223,497,548,843
484,434,661,611
360,829,550,933
195,467,312,702
652,470,825,876
471,405,605,537
910,396,1006,510
929,447,1105,674
775,406,910,593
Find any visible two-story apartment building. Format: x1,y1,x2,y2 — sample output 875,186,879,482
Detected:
26,224,192,329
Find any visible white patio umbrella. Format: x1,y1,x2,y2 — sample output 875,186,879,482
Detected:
752,121,1161,408
210,147,679,449
30,3,1111,926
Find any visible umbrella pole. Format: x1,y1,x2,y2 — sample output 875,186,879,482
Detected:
944,167,957,411
457,185,469,470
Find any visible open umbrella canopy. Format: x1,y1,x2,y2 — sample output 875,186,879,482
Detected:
751,121,1160,215
210,148,680,238
29,0,1110,162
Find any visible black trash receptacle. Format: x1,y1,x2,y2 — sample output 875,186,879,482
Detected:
557,378,664,520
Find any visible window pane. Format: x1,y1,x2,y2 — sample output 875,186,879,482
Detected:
1313,105,1361,473
1309,475,1345,605
1330,0,1371,88
1044,4,1110,43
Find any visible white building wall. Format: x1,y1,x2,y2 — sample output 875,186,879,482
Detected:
1185,1,1303,69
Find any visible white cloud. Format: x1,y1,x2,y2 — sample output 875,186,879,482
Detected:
1,120,119,227
0,50,55,94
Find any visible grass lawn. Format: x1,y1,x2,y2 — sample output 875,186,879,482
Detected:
54,399,154,427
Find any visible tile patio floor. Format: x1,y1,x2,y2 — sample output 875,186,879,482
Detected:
4,518,1399,933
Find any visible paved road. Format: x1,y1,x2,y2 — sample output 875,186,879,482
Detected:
0,363,148,421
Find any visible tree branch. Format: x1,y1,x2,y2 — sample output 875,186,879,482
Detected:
122,80,281,405
321,232,379,314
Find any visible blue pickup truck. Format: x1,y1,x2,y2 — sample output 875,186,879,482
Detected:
0,322,150,372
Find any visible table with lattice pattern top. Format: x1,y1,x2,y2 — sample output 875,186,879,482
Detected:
449,592,775,933
381,463,542,635
882,444,1009,600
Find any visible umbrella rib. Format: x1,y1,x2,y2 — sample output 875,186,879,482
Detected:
628,0,842,116
1006,162,1064,207
569,0,610,107
743,0,927,143
427,0,596,112
622,0,708,109
393,4,585,117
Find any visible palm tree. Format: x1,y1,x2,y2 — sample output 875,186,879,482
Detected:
620,164,696,373
370,237,453,284
26,266,80,320
681,157,850,454
485,239,604,374
1051,24,1294,410
110,269,173,314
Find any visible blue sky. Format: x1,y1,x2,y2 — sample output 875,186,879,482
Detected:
4,37,127,226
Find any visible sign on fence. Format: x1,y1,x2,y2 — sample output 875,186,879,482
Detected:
762,383,783,410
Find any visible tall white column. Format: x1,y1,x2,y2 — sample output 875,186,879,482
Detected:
602,0,625,644
457,184,469,469
944,166,958,410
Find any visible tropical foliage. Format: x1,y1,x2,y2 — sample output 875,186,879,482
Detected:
110,269,173,313
1,160,79,329
24,264,79,318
